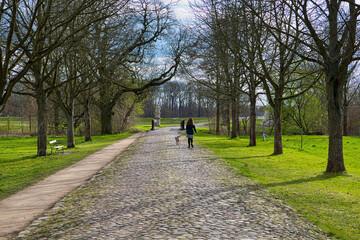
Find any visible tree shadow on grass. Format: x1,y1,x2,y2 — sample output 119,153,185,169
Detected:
0,154,38,164
220,157,348,191
224,155,273,161
262,173,347,189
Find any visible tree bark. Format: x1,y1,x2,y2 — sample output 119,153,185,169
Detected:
36,92,48,156
54,105,60,135
101,105,113,134
249,92,257,146
231,95,238,139
216,99,220,135
326,77,346,173
84,101,92,142
343,106,348,136
236,95,241,135
223,103,231,136
66,106,75,148
273,99,283,154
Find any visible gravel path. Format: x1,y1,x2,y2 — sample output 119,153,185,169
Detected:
15,127,328,240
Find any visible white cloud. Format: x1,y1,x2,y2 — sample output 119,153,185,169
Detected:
163,0,195,23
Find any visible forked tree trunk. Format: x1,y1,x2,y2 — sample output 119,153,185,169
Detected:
326,78,346,173
37,92,48,156
273,99,283,154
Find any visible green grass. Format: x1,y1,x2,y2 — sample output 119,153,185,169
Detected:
0,117,207,200
0,132,135,200
195,130,360,240
0,117,21,122
0,117,29,133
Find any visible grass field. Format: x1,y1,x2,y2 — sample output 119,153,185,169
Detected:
0,117,30,134
195,129,360,239
0,132,135,201
0,117,209,200
2,117,359,239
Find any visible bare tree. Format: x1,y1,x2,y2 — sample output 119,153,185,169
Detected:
284,0,360,172
245,0,321,154
211,0,263,145
52,45,91,148
0,0,115,113
87,0,185,134
11,0,118,155
189,0,244,138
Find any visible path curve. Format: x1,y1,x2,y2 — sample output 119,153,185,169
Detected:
15,127,327,239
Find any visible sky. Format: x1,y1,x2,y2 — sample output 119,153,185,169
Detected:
163,0,195,23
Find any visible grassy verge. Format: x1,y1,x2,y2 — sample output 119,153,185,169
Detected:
0,132,135,201
195,129,360,240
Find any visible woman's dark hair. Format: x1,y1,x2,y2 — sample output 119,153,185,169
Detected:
186,117,194,126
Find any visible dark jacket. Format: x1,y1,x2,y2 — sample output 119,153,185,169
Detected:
186,125,197,135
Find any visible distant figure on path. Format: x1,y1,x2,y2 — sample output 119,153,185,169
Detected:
186,117,197,148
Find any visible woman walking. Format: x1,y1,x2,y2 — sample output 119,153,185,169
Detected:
186,117,197,148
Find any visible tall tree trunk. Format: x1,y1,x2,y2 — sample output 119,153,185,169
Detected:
101,105,113,134
54,105,60,135
84,101,92,142
249,92,257,146
231,89,238,138
216,98,220,135
343,106,348,136
66,105,75,148
231,97,237,138
37,92,48,156
98,76,119,135
273,98,283,154
236,95,241,135
326,78,346,172
223,103,231,136
67,81,75,148
215,76,221,135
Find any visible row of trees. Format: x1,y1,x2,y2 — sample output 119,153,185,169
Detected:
1,0,187,155
142,81,213,118
186,0,360,173
2,0,360,174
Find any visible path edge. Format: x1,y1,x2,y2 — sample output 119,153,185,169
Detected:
0,132,144,240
